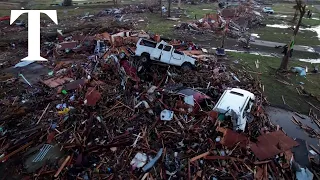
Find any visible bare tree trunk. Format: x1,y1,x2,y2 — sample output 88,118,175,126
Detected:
293,13,304,36
279,1,306,71
168,0,171,17
292,9,298,22
178,0,181,9
279,51,291,71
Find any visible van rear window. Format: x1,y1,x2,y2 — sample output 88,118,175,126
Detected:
230,91,244,96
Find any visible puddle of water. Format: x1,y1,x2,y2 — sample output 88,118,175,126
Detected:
248,52,274,57
266,106,319,147
267,24,320,40
299,59,320,63
211,48,243,53
272,14,320,21
251,33,260,38
273,14,288,18
253,11,262,17
266,24,291,29
212,48,319,63
300,45,316,53
307,25,320,39
211,48,275,57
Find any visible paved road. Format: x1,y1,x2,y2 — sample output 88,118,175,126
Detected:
314,5,320,12
251,40,318,53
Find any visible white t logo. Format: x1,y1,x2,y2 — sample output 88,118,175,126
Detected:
10,10,58,61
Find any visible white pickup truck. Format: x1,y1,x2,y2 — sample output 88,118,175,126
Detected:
135,38,197,70
213,88,255,132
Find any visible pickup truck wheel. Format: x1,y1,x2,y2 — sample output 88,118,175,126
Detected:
181,63,192,71
140,54,150,63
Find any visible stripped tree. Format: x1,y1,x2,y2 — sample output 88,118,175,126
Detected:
279,0,306,71
292,5,299,22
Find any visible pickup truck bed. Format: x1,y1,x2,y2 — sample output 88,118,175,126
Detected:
139,39,157,48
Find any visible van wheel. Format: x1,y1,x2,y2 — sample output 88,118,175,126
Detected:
181,63,192,71
140,54,150,63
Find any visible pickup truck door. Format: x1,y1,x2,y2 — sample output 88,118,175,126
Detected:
160,45,173,64
170,49,184,66
150,44,164,61
241,97,254,124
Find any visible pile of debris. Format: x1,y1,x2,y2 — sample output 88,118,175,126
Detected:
0,26,319,179
175,1,264,39
97,4,158,21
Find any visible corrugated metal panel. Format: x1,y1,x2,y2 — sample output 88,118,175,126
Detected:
250,131,299,160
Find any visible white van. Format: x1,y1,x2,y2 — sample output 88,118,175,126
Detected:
213,88,255,132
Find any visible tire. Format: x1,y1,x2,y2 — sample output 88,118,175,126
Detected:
140,54,150,63
181,63,192,71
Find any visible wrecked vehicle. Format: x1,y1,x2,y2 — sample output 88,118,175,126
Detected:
263,7,274,14
161,85,215,113
175,88,214,113
135,38,196,70
213,88,255,132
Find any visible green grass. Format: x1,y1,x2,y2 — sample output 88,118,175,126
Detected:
0,10,10,17
0,7,106,21
1,1,219,37
181,3,217,18
143,3,218,37
272,3,320,14
302,17,320,26
143,13,181,37
267,16,320,27
228,52,320,114
272,3,296,13
263,11,320,27
253,26,320,46
306,5,320,13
